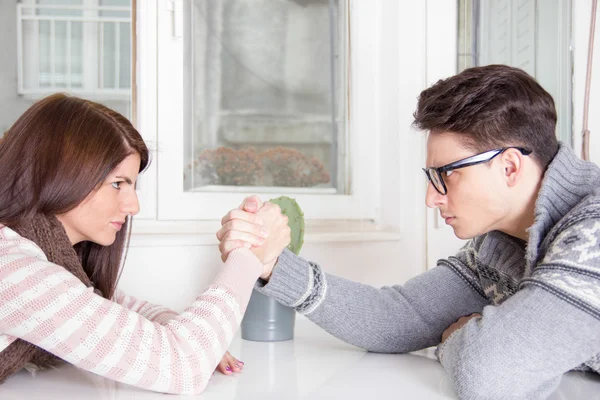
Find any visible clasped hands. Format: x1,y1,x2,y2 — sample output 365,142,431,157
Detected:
215,196,290,374
215,195,480,346
216,195,291,280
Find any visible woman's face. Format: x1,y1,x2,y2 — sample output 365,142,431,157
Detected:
57,154,141,246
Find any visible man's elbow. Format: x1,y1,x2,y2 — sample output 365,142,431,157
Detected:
449,355,557,400
451,369,510,400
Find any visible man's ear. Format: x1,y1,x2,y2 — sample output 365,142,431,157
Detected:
501,148,525,187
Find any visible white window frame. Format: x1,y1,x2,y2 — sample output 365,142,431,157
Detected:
151,0,379,221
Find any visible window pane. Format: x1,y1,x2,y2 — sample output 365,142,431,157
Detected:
184,0,346,193
457,0,477,72
457,0,572,143
2,0,133,134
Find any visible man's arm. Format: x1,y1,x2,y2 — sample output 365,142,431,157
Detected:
438,216,600,400
256,249,490,353
437,285,600,400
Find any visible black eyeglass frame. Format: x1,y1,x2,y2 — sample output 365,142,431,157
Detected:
422,147,532,195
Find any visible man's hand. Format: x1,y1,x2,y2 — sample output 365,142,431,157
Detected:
250,202,290,278
441,313,481,343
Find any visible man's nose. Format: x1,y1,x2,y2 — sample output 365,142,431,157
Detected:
425,182,446,208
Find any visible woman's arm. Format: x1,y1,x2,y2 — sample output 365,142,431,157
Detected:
113,290,178,325
0,233,262,395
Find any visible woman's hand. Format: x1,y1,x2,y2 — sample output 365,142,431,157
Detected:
215,351,244,375
441,313,481,343
217,196,291,279
217,196,268,261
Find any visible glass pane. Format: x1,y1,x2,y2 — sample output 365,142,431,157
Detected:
457,0,572,143
100,0,132,90
457,0,477,72
184,0,346,193
2,0,133,135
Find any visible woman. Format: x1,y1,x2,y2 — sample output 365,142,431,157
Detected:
0,94,290,394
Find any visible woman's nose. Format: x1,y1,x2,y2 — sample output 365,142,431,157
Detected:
122,190,140,216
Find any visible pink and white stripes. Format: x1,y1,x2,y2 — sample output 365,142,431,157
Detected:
0,226,263,394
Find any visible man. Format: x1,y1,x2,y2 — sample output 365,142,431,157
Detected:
217,65,600,399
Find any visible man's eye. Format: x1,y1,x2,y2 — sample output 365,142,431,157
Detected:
444,170,454,177
111,182,122,189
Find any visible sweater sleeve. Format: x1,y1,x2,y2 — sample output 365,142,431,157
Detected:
113,289,178,325
0,230,263,395
437,218,600,400
255,248,490,353
437,285,600,400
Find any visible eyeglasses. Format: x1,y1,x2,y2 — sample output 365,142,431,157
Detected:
422,147,532,195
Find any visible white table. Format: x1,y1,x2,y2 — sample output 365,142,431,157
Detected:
0,318,598,399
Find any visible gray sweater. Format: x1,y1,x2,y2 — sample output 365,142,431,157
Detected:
256,144,600,400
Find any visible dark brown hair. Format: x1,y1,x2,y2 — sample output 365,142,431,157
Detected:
0,93,149,298
413,64,559,169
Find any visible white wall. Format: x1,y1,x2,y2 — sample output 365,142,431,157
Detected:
121,240,421,311
119,1,450,311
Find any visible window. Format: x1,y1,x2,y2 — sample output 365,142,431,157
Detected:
0,0,133,135
154,0,378,220
17,0,132,114
184,0,346,194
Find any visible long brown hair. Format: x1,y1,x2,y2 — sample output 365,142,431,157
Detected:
413,64,559,169
0,93,149,298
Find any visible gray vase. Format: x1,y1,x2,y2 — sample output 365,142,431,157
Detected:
241,289,295,341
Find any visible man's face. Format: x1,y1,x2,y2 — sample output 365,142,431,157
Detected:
425,132,511,240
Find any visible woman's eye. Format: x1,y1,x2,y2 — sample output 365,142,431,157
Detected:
111,182,122,189
444,170,454,177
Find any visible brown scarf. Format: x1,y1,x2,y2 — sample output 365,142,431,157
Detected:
0,214,102,383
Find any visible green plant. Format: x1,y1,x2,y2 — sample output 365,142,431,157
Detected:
269,196,304,255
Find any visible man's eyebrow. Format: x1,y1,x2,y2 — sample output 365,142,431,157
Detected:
115,176,133,185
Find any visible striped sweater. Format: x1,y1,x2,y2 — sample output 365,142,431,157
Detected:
0,226,263,394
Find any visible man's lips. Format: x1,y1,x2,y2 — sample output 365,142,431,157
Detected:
441,214,455,224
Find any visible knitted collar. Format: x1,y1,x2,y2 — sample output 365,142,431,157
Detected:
525,143,600,276
0,214,102,383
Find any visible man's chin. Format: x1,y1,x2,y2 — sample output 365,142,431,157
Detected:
452,227,477,240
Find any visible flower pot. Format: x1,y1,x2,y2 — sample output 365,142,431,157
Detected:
241,289,295,341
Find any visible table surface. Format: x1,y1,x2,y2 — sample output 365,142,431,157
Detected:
0,318,598,399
